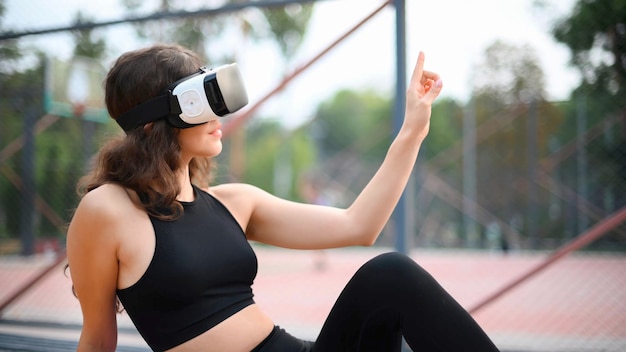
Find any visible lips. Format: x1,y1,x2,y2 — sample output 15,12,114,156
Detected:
209,121,223,137
210,128,223,138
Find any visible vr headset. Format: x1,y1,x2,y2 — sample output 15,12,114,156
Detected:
115,63,248,132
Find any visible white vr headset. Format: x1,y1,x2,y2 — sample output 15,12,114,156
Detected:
116,63,248,132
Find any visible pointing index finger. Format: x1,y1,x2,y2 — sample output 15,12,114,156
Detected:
409,51,425,89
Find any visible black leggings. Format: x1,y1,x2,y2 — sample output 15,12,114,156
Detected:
253,252,500,352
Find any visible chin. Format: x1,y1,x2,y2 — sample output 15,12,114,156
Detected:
206,143,223,157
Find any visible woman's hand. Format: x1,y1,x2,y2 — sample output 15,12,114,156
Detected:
403,51,443,141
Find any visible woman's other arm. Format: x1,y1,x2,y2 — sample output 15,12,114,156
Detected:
66,185,124,351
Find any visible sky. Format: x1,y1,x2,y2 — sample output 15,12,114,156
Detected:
3,0,580,128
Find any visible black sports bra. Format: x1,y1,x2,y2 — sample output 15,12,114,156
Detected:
117,185,257,351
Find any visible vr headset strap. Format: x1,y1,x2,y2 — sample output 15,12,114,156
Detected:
115,94,182,132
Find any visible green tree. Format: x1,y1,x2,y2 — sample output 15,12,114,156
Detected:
550,0,626,249
424,97,464,160
121,1,314,63
34,12,113,238
469,40,565,247
223,118,315,201
71,12,107,59
259,3,314,59
0,78,21,239
0,60,45,240
313,89,392,158
308,89,392,203
0,0,19,69
473,40,547,105
552,0,626,104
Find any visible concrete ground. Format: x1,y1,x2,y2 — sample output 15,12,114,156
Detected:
1,245,625,351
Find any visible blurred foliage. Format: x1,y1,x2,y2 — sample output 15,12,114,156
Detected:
473,40,547,105
0,0,18,66
312,89,392,160
302,89,393,205
0,64,44,239
121,0,313,64
71,12,107,59
551,0,626,248
0,6,116,241
217,118,317,202
259,3,313,59
552,0,626,105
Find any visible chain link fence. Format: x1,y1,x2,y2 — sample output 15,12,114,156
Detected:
406,97,626,351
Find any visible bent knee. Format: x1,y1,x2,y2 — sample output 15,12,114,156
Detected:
346,252,446,304
357,252,428,283
365,252,417,269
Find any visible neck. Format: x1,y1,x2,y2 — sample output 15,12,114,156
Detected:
176,164,194,202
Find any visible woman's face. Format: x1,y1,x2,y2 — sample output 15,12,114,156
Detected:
177,119,223,162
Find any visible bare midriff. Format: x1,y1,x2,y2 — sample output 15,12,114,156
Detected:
165,304,275,352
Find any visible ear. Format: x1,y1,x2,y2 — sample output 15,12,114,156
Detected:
143,122,154,133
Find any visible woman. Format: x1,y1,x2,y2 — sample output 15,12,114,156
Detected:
66,44,499,352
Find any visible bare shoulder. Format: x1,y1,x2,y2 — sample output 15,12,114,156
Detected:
208,182,265,208
208,182,275,208
69,183,143,241
209,182,291,210
206,183,266,231
209,182,262,199
67,184,149,267
75,183,137,219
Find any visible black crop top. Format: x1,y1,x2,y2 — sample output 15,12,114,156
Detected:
116,186,257,351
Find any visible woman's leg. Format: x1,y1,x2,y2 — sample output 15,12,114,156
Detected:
313,252,499,352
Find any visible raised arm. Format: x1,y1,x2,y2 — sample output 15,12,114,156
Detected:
344,51,442,241
222,52,442,249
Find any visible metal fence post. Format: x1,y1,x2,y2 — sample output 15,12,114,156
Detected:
392,0,408,254
19,99,37,256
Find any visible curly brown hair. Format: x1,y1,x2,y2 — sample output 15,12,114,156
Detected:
78,43,213,220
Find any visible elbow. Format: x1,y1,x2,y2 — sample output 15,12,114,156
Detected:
344,209,387,247
77,340,117,352
342,210,383,247
359,236,377,247
77,330,118,352
353,229,381,247
346,220,382,247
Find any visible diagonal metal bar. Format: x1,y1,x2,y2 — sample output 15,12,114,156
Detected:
428,105,528,171
418,104,625,246
468,205,626,315
420,172,525,246
0,166,67,232
0,114,66,232
222,0,392,136
0,114,60,164
540,113,625,172
535,168,626,237
0,249,67,315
